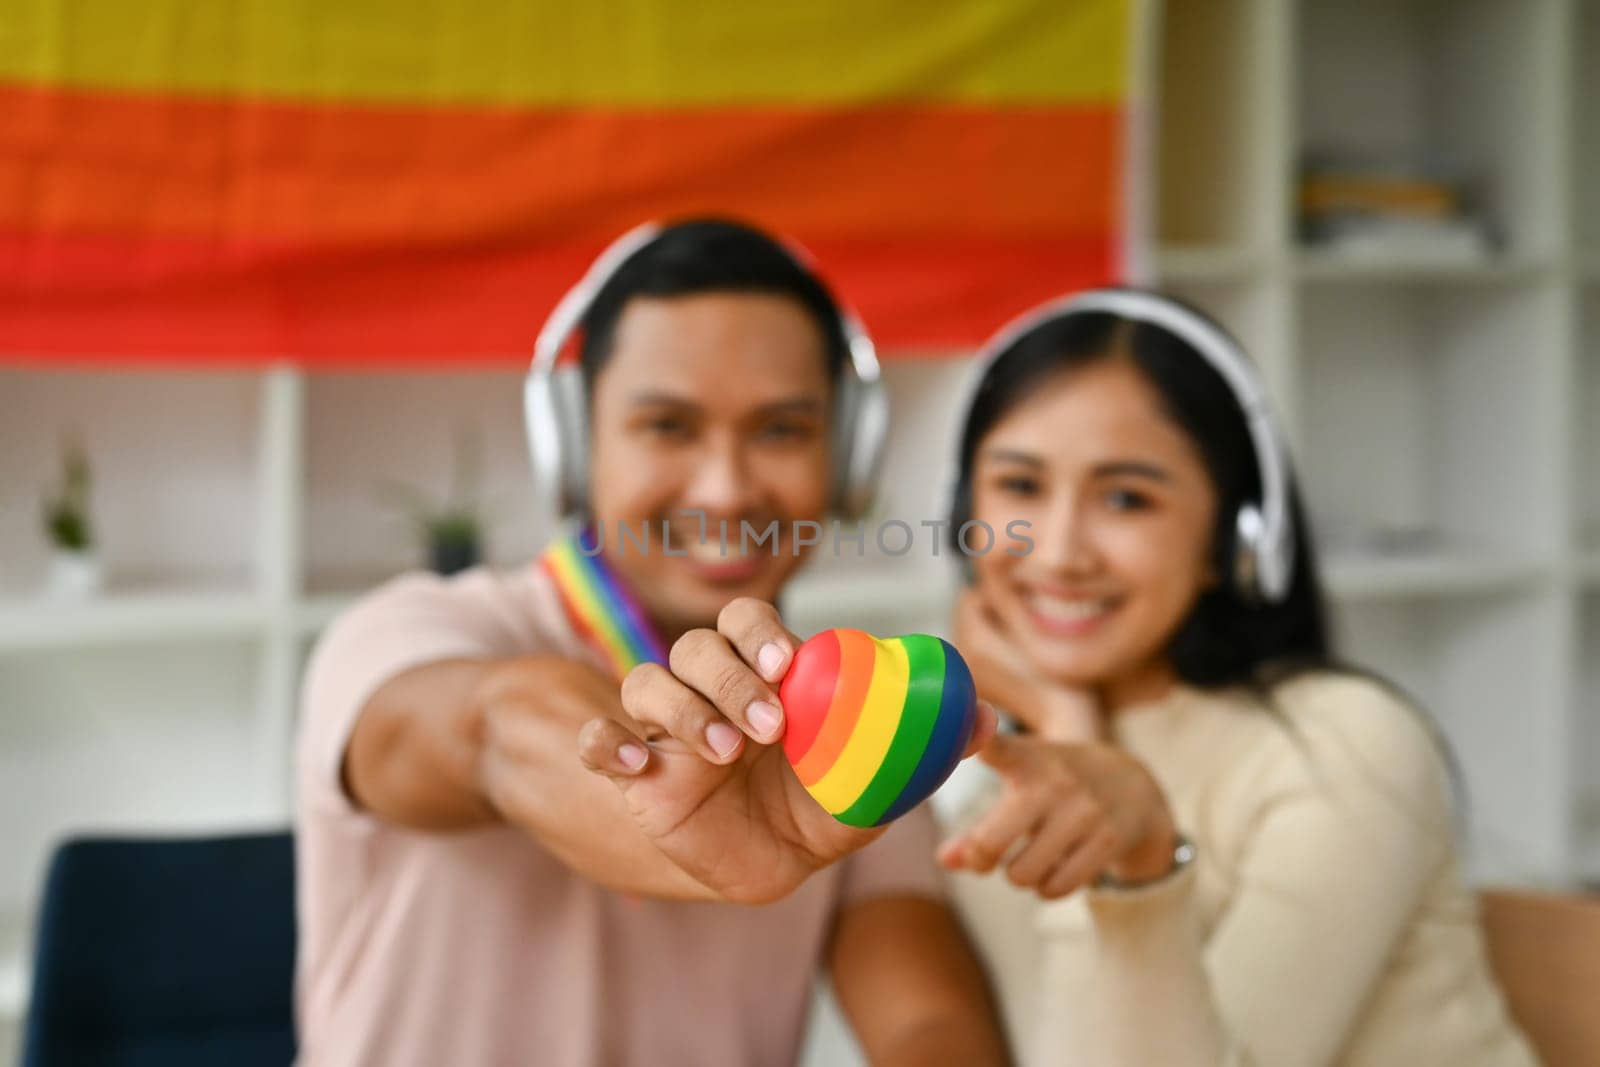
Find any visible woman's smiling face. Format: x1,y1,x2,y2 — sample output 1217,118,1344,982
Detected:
969,356,1220,703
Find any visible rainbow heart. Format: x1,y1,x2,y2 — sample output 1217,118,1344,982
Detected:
779,628,977,828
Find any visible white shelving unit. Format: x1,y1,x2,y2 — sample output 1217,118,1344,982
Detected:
1150,0,1595,887
2,0,1599,1052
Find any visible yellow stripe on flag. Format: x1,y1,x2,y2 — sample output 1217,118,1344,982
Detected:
0,0,1128,106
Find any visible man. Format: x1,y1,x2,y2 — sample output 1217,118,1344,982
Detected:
294,219,1008,1066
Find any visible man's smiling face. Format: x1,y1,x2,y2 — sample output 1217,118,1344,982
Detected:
586,290,834,638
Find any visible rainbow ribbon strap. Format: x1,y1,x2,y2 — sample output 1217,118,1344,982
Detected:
540,527,668,679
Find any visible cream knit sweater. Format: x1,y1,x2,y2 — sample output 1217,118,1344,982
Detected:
939,672,1540,1067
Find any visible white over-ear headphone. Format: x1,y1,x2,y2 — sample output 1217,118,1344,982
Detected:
523,221,890,523
959,288,1295,603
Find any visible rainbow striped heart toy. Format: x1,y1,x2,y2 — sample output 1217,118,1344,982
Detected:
779,628,978,828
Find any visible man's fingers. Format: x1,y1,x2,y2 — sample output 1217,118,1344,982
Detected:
716,597,800,684
577,717,651,779
962,700,999,759
620,662,745,764
667,628,785,745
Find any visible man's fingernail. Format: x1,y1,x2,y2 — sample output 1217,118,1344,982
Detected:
757,643,787,680
746,701,784,741
706,721,742,759
617,743,648,771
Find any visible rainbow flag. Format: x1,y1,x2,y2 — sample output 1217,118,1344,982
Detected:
0,1,1136,365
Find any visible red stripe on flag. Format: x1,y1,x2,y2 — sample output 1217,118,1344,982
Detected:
0,232,1116,363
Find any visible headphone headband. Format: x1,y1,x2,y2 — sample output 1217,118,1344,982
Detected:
532,221,666,374
525,221,889,523
966,288,1295,602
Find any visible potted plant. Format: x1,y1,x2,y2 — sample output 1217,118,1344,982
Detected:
379,426,491,576
418,510,483,576
41,436,103,598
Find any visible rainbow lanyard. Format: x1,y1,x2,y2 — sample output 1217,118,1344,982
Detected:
539,526,668,679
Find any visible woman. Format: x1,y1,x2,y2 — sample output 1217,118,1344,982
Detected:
936,289,1537,1066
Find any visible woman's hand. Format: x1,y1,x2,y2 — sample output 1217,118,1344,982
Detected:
954,587,1105,743
937,733,1179,899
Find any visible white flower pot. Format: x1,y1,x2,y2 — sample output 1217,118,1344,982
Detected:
47,549,104,600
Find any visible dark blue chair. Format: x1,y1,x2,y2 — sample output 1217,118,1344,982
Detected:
21,831,296,1067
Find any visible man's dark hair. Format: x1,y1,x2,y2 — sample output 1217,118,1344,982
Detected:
576,217,850,390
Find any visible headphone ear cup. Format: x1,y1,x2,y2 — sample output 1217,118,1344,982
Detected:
947,477,977,585
831,375,889,518
1232,504,1267,603
829,373,861,512
551,366,589,517
525,370,564,524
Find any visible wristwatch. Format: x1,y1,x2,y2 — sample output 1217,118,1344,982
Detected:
1095,833,1196,891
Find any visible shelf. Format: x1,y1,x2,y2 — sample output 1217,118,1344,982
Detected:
1296,0,1564,267
1298,282,1560,565
1323,552,1550,600
1152,244,1266,284
0,370,266,605
1148,274,1300,445
1332,587,1571,879
0,590,268,652
1153,0,1276,250
303,372,546,589
1293,252,1552,285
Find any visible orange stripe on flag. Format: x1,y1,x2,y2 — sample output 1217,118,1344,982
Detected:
0,83,1119,243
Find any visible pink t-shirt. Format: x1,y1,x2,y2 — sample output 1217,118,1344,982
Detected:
293,565,943,1067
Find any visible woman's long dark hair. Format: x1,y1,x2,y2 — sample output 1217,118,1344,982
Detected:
948,293,1333,690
